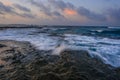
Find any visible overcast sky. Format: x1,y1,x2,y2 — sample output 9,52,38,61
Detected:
0,0,120,26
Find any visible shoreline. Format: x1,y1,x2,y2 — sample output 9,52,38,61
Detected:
0,40,120,80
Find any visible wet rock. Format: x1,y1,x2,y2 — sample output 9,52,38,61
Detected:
44,54,60,63
0,40,120,80
0,44,6,48
57,49,118,80
34,59,48,66
35,72,61,80
0,65,4,68
115,68,120,79
9,67,30,80
67,73,89,80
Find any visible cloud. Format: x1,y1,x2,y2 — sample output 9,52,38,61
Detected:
28,0,76,18
29,0,52,16
0,1,16,15
77,7,106,21
17,13,35,18
1,0,120,25
107,8,120,21
64,8,77,15
21,0,108,25
52,11,63,17
28,0,63,17
48,0,106,21
48,0,76,16
0,1,35,19
0,11,4,15
13,4,31,12
48,0,75,10
48,0,67,10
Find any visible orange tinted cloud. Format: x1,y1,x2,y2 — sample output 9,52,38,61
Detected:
0,1,12,6
64,8,77,15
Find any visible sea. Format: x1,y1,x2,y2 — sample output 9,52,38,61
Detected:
0,26,120,67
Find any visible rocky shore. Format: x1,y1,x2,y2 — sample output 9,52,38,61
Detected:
0,40,120,80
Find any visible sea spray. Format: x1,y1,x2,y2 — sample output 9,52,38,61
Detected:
52,43,87,55
52,43,67,55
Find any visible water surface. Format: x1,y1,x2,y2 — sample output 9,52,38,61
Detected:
0,26,120,67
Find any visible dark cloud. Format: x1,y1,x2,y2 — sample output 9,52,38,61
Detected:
13,4,31,12
18,13,35,18
48,0,75,10
52,11,63,17
48,0,106,21
0,1,16,14
107,8,120,21
48,0,67,10
0,1,35,19
29,0,63,17
77,7,106,21
29,0,52,16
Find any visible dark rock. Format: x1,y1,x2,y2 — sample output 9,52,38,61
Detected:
0,65,4,68
115,68,120,79
9,69,30,80
0,41,120,80
30,59,48,67
0,44,6,48
37,72,61,80
44,54,60,63
60,49,90,61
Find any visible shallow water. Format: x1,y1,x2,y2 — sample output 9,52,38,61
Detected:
0,26,120,67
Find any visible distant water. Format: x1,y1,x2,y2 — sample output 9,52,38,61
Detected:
0,26,120,67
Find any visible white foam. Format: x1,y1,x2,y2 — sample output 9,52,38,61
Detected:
52,43,67,55
64,34,120,67
0,28,59,50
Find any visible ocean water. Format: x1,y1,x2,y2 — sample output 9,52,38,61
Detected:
0,26,120,67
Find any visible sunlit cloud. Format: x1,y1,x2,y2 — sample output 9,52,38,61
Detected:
64,8,77,15
0,0,13,6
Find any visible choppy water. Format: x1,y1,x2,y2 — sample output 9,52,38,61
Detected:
0,26,120,67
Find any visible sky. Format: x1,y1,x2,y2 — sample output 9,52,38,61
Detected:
0,0,120,26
